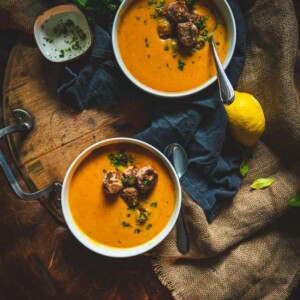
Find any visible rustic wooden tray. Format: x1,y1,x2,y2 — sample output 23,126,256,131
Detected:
3,33,152,221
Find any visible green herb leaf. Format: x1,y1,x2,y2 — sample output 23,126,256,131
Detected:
178,60,186,71
150,202,157,207
146,223,152,230
74,0,88,8
73,0,122,23
144,38,150,47
288,191,300,207
137,213,148,222
134,229,141,234
251,178,274,189
107,148,134,168
122,221,132,227
240,161,249,177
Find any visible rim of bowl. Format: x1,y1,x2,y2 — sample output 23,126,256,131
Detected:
112,0,237,98
33,4,93,63
61,137,182,257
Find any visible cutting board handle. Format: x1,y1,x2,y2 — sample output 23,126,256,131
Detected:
0,109,62,206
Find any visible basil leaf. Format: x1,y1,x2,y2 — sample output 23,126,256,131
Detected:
251,178,274,189
74,0,88,8
240,161,249,177
288,191,300,207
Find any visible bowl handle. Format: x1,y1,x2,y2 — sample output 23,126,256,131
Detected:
0,109,62,206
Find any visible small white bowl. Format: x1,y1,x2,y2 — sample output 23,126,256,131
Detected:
34,5,92,63
112,0,236,98
61,138,181,257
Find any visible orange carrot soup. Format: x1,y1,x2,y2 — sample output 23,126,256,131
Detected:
69,143,176,248
117,0,229,92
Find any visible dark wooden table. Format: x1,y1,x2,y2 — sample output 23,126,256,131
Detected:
0,30,173,300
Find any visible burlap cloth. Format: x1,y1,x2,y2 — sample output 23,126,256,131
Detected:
1,0,300,299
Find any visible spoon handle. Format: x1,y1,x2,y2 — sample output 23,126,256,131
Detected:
164,143,190,254
176,209,190,254
208,35,235,105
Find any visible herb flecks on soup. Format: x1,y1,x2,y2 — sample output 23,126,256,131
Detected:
117,0,229,92
69,143,176,248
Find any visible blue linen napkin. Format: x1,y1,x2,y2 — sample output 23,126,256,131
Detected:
58,0,247,222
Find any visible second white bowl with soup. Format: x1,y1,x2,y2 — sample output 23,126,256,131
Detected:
112,0,236,97
61,138,181,257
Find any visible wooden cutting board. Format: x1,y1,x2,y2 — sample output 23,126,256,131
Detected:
3,33,151,220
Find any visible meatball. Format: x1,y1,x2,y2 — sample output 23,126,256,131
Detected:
122,166,138,187
157,18,173,39
194,41,205,49
177,22,198,47
103,171,123,194
166,1,189,23
187,12,201,24
121,187,139,208
136,165,158,193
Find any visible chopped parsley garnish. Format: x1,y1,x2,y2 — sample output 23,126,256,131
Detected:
197,29,209,42
135,16,141,20
157,0,166,8
102,169,107,173
146,224,152,230
144,38,150,47
147,0,157,8
43,37,53,43
107,148,134,168
143,180,148,186
150,202,158,207
134,229,141,234
150,13,159,19
127,213,131,217
127,207,136,212
71,40,81,50
178,60,186,71
122,221,132,227
137,211,148,224
59,50,65,58
164,45,169,51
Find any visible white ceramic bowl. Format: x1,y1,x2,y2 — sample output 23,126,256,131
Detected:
112,0,236,98
61,137,181,257
34,5,92,63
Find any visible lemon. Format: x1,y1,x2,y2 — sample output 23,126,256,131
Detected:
224,91,265,147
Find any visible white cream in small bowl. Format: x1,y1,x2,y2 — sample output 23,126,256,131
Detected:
34,5,92,63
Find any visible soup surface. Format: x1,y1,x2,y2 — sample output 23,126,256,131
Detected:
69,143,176,248
117,0,229,92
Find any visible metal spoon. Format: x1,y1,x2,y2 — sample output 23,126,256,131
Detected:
164,143,190,254
208,13,235,105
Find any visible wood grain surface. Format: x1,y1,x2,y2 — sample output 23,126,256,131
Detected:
3,33,153,221
1,32,173,299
